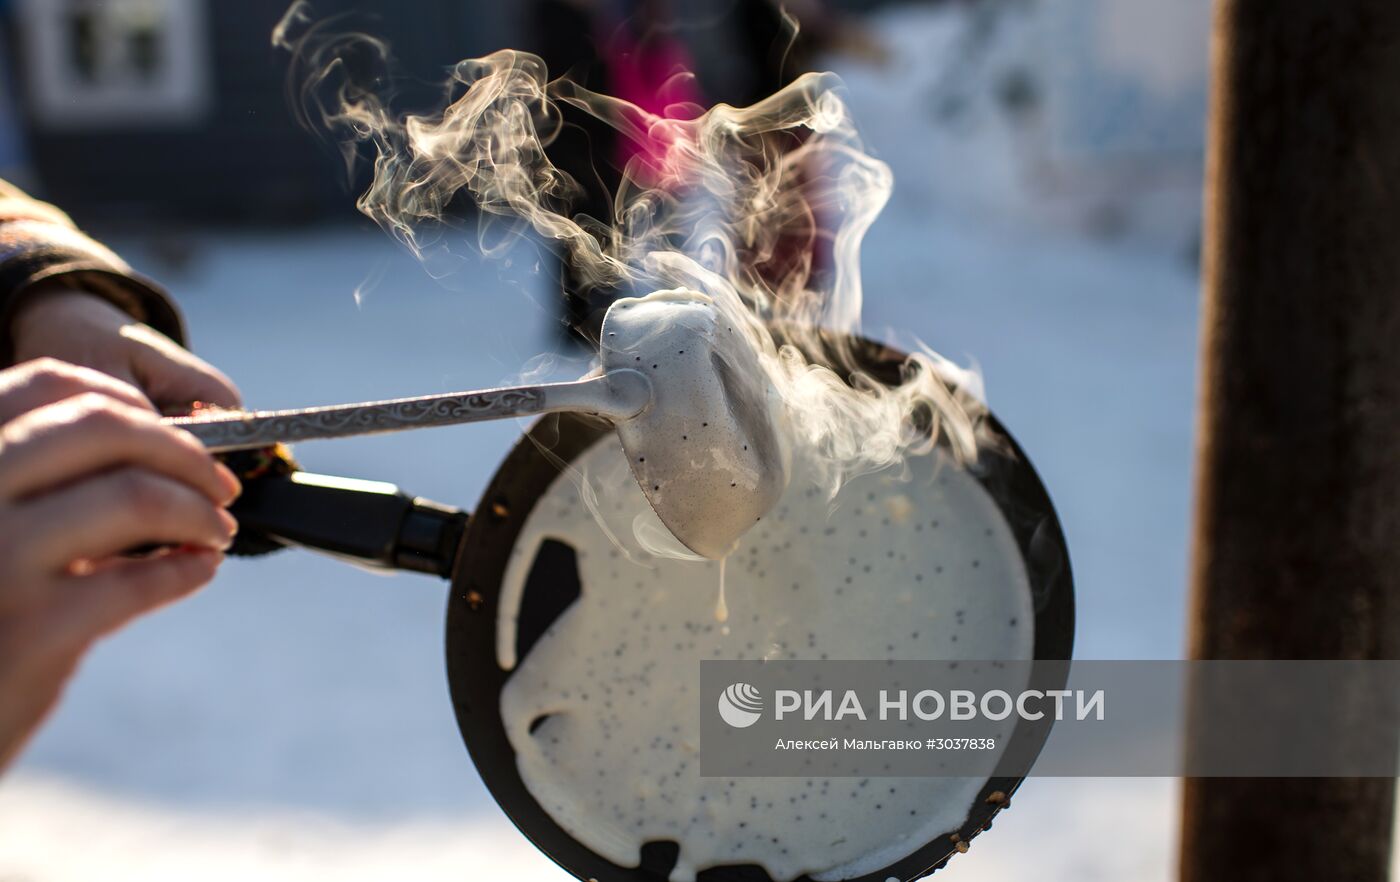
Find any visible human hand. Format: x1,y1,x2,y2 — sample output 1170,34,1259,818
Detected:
0,359,241,771
11,287,241,412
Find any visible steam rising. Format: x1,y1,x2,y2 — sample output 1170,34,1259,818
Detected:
274,2,987,499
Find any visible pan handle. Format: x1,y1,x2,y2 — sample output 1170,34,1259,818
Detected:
229,471,466,578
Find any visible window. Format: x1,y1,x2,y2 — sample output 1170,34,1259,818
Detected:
19,0,211,129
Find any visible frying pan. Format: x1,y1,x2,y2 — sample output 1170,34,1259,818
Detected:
227,331,1074,882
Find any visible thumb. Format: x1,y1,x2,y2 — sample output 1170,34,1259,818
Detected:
124,325,242,411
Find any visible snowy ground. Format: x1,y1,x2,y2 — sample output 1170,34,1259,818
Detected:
3,5,1391,882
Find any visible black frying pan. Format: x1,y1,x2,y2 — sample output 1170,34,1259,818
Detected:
228,332,1074,882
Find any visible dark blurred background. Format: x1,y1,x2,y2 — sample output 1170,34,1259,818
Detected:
0,0,516,222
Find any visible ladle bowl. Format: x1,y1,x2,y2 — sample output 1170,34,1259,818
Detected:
600,291,787,559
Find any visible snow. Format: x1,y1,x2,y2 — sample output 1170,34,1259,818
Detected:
4,4,1391,881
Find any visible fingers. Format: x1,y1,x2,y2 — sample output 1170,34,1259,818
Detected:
0,351,236,773
9,289,241,410
0,393,240,504
0,358,152,424
122,325,243,410
43,548,222,646
9,468,236,576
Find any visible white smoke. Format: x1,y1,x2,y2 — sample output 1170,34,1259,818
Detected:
274,1,989,501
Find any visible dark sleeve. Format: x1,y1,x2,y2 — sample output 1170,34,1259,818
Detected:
0,178,186,365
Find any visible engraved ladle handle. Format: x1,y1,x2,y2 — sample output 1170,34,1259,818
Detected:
163,369,652,453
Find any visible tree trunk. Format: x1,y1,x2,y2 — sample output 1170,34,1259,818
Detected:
1182,1,1400,880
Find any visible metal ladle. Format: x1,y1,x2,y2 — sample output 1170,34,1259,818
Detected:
164,290,787,559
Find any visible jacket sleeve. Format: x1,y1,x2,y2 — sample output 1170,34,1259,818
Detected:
0,179,186,365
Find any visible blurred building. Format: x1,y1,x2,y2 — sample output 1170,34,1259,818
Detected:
4,0,515,224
